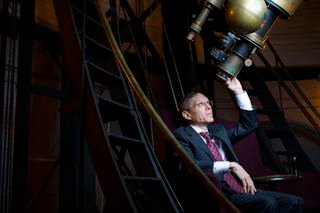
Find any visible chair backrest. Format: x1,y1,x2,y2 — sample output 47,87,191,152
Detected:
159,108,186,131
214,118,274,177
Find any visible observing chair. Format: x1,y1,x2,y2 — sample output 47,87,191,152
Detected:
214,118,320,212
160,109,320,212
217,118,302,187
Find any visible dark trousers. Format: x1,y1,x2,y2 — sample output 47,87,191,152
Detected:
229,189,304,213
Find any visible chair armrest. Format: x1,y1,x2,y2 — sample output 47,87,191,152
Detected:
253,174,302,184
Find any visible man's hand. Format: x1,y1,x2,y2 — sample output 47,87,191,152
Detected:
230,162,256,195
225,77,244,95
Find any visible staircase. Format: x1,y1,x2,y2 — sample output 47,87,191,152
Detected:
242,64,315,173
54,0,182,212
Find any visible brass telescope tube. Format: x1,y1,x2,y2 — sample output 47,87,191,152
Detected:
186,0,225,41
213,0,303,81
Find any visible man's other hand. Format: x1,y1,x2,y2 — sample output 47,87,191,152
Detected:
230,162,256,195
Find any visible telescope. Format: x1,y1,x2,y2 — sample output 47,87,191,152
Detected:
187,0,303,81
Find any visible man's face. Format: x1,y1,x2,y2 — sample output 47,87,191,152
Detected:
182,93,214,128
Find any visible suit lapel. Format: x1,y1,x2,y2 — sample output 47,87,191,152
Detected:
185,125,213,159
208,125,226,142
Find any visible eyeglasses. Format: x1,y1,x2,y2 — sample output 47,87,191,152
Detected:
192,100,214,109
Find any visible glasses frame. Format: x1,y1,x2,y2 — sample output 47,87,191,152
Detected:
191,100,214,110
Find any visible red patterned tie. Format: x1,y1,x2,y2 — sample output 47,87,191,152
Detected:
200,131,245,194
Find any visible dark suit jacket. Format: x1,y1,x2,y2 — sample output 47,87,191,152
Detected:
173,109,257,185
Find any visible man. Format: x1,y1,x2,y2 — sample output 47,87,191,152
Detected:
173,77,304,212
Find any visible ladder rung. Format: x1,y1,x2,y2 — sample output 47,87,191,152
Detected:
98,97,130,122
87,61,122,86
71,3,102,30
109,134,144,145
85,35,113,53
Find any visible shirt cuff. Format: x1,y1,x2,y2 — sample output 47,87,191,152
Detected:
213,161,230,174
235,91,253,111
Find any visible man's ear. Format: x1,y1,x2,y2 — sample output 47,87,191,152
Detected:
182,111,191,121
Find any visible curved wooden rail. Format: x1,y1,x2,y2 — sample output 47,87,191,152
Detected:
95,0,240,212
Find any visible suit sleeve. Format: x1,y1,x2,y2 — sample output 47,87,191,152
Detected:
227,108,257,144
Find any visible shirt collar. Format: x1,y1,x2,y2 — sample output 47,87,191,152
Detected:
190,124,208,134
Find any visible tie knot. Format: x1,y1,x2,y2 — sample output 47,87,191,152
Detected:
200,131,210,139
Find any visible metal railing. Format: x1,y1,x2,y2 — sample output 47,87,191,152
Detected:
256,40,320,135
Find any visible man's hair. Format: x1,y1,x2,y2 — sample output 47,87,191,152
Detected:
179,91,201,112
